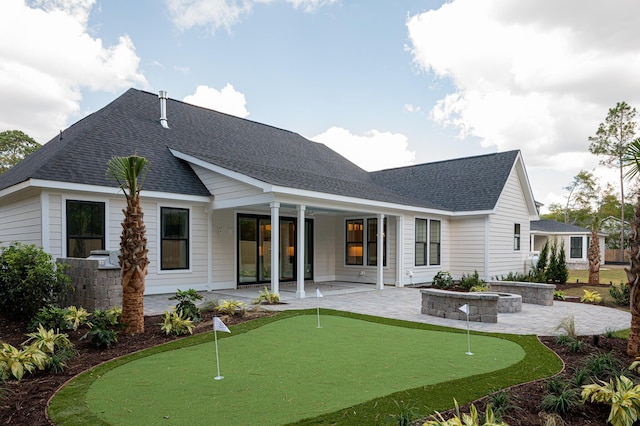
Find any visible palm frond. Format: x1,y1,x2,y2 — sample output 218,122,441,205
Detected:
622,139,640,181
106,155,150,197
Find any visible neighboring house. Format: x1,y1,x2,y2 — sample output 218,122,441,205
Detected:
0,89,539,297
529,220,606,269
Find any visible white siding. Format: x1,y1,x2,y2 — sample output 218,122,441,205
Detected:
450,216,487,279
191,165,261,200
487,167,532,278
314,215,336,282
48,193,63,258
0,192,41,246
211,209,236,287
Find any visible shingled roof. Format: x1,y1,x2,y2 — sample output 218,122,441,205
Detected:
370,150,520,212
0,89,523,212
530,220,590,233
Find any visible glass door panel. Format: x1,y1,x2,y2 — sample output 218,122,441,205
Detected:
258,219,271,282
280,219,295,281
304,219,313,280
238,217,257,283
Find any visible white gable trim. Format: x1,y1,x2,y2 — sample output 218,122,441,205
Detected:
1,179,211,203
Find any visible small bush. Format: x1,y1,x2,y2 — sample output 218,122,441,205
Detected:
387,399,417,426
581,375,640,426
252,286,280,305
540,388,579,415
83,308,122,348
609,283,630,306
553,290,566,301
459,270,485,290
470,284,490,292
28,305,71,332
160,311,195,335
581,352,625,381
216,299,247,316
499,271,532,282
0,343,48,381
23,324,73,355
555,315,577,338
424,399,507,426
580,289,602,304
487,389,516,421
169,289,202,322
431,271,454,289
0,243,72,321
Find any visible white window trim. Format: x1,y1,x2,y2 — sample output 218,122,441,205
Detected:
414,216,441,268
343,216,388,268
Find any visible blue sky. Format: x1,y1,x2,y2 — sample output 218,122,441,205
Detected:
2,0,640,212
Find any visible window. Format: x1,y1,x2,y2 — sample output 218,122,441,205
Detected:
570,237,582,259
429,220,441,265
66,200,105,258
514,224,521,251
416,219,442,266
161,207,189,270
366,218,387,266
345,219,364,265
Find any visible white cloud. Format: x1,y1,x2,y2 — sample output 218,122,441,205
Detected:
164,0,336,32
0,0,147,142
404,103,421,114
183,84,250,118
311,127,416,172
407,0,640,211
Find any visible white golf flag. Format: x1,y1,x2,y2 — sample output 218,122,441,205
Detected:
316,288,323,298
213,317,231,333
459,304,469,315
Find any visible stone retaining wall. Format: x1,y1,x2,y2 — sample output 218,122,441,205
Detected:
58,258,122,311
421,289,499,323
489,281,555,306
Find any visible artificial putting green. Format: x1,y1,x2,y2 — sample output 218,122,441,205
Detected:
76,314,523,425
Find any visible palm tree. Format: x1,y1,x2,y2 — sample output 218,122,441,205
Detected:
106,155,150,334
622,139,640,355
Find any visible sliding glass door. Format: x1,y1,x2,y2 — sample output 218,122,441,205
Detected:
237,214,313,285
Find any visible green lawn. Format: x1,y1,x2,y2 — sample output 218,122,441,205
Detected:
48,310,561,426
568,267,627,285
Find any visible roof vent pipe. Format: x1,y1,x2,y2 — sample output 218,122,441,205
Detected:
158,90,169,128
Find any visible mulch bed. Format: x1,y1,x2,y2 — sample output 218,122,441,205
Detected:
0,309,633,425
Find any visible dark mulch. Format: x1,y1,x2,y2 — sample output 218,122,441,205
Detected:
0,309,633,425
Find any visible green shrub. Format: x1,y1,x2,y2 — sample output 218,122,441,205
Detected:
610,283,630,306
216,299,247,316
553,290,566,301
0,243,72,321
252,286,280,305
65,306,91,331
540,388,579,415
487,389,516,421
83,308,122,348
498,271,532,282
431,271,454,289
424,399,507,425
169,288,202,322
470,284,490,292
160,311,195,335
23,324,73,355
387,399,417,426
459,270,485,290
28,305,72,332
581,352,625,381
0,343,48,381
581,375,640,426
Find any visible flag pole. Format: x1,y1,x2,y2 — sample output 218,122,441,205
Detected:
214,328,223,380
316,287,323,328
459,304,473,355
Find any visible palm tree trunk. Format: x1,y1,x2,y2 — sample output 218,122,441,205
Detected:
626,196,640,356
120,195,148,334
588,226,600,285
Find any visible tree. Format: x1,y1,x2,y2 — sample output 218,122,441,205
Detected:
589,101,639,261
563,170,599,224
620,139,640,356
0,130,40,174
588,219,601,285
106,155,150,334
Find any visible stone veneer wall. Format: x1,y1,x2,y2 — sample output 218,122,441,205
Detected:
58,258,122,311
489,281,555,306
421,289,499,323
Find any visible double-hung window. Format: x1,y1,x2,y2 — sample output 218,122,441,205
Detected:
66,200,105,258
416,219,441,266
161,207,189,270
570,237,582,259
514,224,521,251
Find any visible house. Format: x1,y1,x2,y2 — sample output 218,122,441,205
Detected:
529,220,606,269
0,89,539,297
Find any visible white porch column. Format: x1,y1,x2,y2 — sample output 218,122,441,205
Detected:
270,202,280,295
377,213,384,290
396,215,404,287
296,205,306,298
